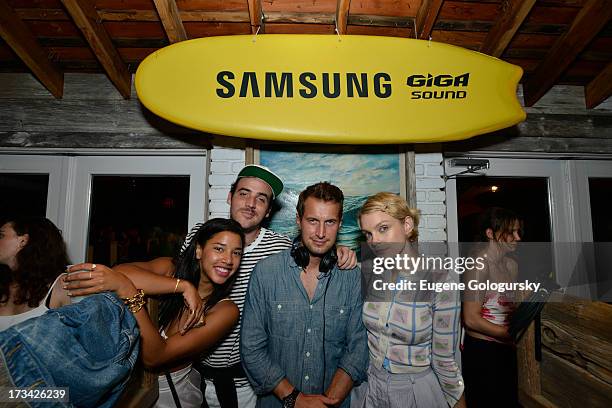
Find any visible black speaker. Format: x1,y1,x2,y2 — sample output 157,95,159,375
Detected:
290,236,337,274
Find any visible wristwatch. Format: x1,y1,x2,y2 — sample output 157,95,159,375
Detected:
282,387,300,408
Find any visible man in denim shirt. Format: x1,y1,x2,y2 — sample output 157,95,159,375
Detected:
241,182,368,408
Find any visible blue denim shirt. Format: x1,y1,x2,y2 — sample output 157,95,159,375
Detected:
0,293,140,408
240,249,368,408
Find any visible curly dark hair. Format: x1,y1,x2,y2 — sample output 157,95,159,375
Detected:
158,218,245,331
0,217,70,307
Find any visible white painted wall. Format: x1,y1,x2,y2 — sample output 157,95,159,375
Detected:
415,153,447,242
208,146,245,218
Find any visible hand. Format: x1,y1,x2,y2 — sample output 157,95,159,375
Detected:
295,393,339,408
65,263,137,299
336,246,357,270
179,281,204,334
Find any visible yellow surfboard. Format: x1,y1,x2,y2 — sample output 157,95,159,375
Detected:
136,35,525,144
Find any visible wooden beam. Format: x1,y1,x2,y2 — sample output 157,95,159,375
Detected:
0,0,63,98
415,0,444,39
336,0,351,35
585,62,612,108
349,14,411,28
0,131,211,149
247,0,264,34
523,0,612,107
152,0,188,43
266,12,332,24
480,0,537,57
60,0,131,99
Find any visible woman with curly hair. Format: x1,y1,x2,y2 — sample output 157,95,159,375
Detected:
0,216,72,330
0,216,203,334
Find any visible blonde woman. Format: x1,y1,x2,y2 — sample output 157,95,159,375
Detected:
355,192,465,408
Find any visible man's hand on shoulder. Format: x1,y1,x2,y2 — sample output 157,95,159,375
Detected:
336,246,357,269
295,393,339,408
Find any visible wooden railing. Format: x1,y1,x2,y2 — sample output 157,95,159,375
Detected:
518,293,612,407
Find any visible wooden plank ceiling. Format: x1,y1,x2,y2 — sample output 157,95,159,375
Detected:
1,0,611,107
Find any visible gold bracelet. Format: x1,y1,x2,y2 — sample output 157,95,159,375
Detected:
122,289,146,313
173,278,181,294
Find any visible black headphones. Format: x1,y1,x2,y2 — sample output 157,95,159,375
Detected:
290,236,338,274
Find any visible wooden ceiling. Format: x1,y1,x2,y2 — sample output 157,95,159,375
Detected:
1,0,611,108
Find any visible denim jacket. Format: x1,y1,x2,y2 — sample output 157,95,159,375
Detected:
0,293,140,408
240,249,368,408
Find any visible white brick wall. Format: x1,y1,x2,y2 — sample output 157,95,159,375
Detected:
209,146,245,218
415,152,447,242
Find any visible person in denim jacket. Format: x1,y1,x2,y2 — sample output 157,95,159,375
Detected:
241,182,368,408
0,293,139,408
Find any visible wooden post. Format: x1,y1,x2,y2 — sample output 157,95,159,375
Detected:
405,150,417,208
245,146,255,165
516,322,543,403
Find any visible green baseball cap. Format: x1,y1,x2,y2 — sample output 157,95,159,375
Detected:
237,165,284,199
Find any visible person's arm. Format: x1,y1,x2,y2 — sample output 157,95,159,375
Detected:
65,263,204,334
65,265,238,369
114,257,175,277
271,380,338,408
453,394,467,408
462,262,510,339
431,273,465,407
323,370,353,407
327,268,368,404
135,298,239,369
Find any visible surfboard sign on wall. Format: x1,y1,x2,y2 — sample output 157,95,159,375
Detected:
135,35,525,144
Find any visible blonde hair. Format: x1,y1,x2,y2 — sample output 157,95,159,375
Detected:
359,192,420,242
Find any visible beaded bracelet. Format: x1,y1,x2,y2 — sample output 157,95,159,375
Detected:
122,289,146,313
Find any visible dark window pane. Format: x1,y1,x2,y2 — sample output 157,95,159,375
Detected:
0,174,49,217
588,178,612,300
588,178,612,242
456,177,551,242
456,176,554,281
87,176,190,265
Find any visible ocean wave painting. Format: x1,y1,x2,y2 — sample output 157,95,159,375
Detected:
260,150,402,249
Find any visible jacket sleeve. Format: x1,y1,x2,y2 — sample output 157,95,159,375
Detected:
240,263,286,394
337,268,369,385
431,273,465,406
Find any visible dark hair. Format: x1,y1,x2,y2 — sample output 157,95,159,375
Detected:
229,177,274,213
0,217,70,307
476,207,523,242
158,218,245,330
296,182,344,219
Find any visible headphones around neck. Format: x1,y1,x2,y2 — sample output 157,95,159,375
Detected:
290,236,338,274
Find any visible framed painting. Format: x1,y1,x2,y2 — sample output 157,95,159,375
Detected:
253,145,408,249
